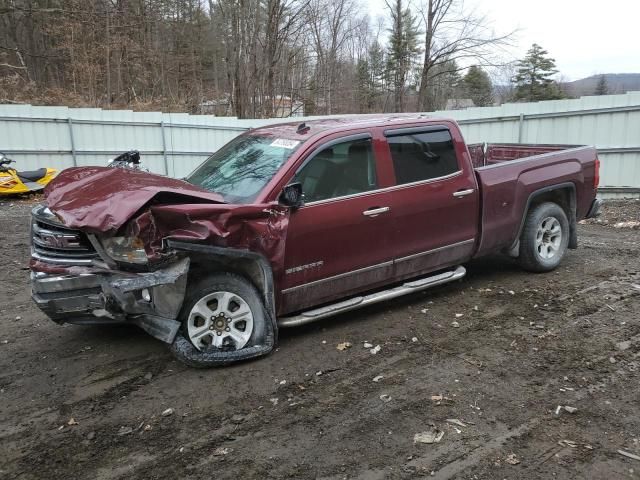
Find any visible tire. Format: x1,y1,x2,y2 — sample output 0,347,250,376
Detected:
517,202,570,273
170,272,275,368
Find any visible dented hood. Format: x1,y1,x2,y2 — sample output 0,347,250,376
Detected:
43,167,290,275
45,167,225,234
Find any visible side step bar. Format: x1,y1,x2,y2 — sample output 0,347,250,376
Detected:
278,265,466,328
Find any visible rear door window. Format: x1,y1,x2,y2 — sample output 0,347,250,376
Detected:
387,129,460,185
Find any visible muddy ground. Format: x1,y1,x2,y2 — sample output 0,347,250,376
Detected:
1,198,639,480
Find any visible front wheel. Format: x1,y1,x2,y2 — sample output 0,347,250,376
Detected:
170,272,275,367
517,202,570,272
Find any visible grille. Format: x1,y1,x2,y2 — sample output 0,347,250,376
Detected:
31,207,99,265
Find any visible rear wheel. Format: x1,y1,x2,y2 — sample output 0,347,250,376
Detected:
517,202,569,272
170,272,274,367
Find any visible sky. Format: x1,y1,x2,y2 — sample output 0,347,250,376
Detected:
365,0,638,81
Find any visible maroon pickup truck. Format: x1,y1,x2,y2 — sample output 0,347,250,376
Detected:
30,115,601,367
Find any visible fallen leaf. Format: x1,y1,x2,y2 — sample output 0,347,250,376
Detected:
446,418,467,428
414,427,444,444
618,450,640,461
213,447,233,456
505,453,520,465
558,439,578,448
117,426,133,436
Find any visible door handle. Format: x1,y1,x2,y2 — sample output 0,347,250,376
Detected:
453,188,475,198
363,206,390,217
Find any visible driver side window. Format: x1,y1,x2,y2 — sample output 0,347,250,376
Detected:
294,138,377,203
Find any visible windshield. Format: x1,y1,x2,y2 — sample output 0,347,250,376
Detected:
185,134,301,203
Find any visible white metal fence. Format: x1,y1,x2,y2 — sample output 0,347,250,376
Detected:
1,91,639,196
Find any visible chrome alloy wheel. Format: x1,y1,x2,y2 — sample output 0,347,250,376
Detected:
187,291,254,351
535,216,562,259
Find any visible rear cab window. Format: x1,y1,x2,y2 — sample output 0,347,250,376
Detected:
386,128,460,185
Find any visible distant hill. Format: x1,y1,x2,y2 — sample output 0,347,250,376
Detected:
564,73,640,96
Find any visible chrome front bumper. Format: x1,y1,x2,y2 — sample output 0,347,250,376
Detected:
31,258,190,343
31,272,115,324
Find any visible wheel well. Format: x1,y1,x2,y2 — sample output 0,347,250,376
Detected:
529,188,572,218
187,256,273,310
509,184,578,255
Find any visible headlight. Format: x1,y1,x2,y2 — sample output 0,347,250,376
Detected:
101,236,148,264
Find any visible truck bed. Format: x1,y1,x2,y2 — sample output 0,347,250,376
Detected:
467,142,583,168
468,143,599,258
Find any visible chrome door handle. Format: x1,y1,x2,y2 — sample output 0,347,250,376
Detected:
363,207,390,217
453,188,475,198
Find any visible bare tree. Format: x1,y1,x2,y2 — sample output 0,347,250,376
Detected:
306,0,362,114
416,0,513,111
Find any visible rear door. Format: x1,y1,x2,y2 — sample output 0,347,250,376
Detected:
385,124,479,278
279,132,394,314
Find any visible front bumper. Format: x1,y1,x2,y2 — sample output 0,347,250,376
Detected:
31,258,190,343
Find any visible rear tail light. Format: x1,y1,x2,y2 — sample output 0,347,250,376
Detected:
594,157,600,189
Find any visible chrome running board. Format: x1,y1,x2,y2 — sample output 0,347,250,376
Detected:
278,265,466,328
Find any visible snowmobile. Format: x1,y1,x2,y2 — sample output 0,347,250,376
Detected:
0,152,58,196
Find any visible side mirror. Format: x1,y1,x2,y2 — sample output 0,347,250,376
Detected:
279,182,304,209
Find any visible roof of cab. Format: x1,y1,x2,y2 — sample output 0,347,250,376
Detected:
249,114,449,140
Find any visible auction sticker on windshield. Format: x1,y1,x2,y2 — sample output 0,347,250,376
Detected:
270,139,300,149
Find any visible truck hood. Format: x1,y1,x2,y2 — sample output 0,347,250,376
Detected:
44,166,225,234
43,167,290,271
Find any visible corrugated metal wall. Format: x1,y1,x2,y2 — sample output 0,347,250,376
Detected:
1,91,639,194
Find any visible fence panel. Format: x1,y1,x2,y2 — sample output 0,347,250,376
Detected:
1,91,639,195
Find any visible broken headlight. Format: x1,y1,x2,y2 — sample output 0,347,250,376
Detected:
101,236,148,264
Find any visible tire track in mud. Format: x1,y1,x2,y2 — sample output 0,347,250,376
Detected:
2,206,640,480
21,270,640,479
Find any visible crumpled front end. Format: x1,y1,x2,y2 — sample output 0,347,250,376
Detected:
30,204,190,343
30,166,290,351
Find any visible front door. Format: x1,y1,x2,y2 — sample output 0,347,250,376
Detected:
385,125,480,278
280,134,394,314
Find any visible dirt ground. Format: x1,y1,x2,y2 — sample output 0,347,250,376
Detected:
1,197,640,480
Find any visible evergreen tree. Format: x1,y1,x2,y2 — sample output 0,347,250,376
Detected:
385,0,421,112
368,40,386,99
594,75,608,95
513,44,565,102
461,65,493,107
356,58,373,113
